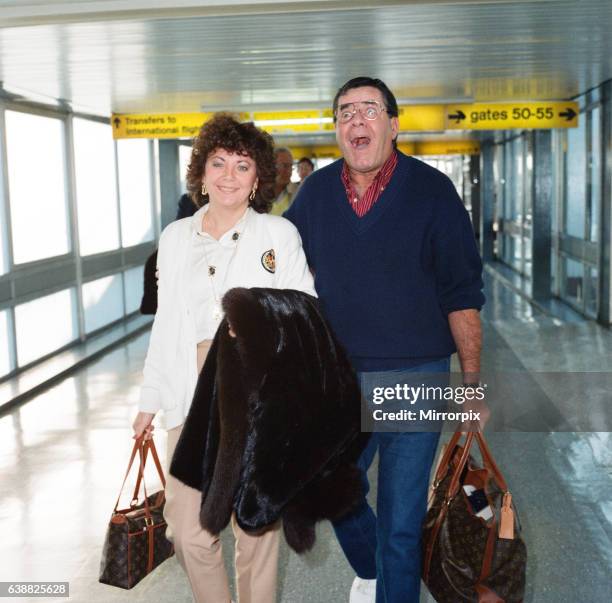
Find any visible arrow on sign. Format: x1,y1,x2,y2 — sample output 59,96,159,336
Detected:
559,108,576,121
448,110,466,124
113,117,121,128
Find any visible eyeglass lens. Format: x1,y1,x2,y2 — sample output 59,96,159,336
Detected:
337,101,384,123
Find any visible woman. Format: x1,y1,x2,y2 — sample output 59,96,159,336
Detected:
132,114,315,603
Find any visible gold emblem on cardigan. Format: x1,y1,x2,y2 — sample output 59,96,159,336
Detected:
261,249,276,273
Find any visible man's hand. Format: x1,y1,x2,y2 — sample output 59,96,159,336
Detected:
132,411,156,440
459,386,490,431
448,309,486,430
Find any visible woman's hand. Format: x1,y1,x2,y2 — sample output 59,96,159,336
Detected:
132,411,156,440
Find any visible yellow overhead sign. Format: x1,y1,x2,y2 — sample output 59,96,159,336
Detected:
398,105,446,131
289,140,480,159
112,101,578,139
252,109,334,133
112,112,214,139
401,140,480,156
445,102,579,130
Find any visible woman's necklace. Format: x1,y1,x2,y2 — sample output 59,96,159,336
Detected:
200,210,247,321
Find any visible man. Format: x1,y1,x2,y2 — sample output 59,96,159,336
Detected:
297,156,315,182
270,147,298,215
285,77,484,603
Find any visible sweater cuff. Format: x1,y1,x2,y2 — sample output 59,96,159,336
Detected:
442,291,485,315
138,386,161,414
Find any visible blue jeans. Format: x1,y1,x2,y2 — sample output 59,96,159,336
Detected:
333,357,450,603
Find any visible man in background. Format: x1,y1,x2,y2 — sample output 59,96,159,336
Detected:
297,156,315,183
271,147,298,215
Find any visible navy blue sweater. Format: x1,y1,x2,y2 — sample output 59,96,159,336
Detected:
285,152,484,372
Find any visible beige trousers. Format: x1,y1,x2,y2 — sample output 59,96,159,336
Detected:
164,340,280,603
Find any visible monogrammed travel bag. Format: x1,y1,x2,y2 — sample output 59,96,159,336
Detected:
422,430,526,602
99,437,174,589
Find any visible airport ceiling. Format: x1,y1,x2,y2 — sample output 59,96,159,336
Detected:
0,0,610,118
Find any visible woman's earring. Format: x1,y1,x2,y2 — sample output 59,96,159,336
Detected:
201,182,208,196
249,186,257,202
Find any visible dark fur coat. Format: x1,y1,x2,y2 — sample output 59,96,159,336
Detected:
169,287,369,553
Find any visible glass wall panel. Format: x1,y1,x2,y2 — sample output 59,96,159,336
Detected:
117,140,154,247
561,256,584,307
564,118,586,238
83,274,124,334
511,137,523,221
5,111,70,264
179,144,192,194
0,217,5,276
123,265,144,314
0,144,6,272
590,107,601,242
585,266,598,318
0,309,12,376
15,288,77,366
73,118,120,255
503,141,512,219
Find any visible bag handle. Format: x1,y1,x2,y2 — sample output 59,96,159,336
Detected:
113,438,144,512
113,437,167,512
131,438,166,503
444,432,508,502
432,430,508,495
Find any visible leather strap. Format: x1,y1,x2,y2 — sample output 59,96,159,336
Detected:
424,433,476,580
113,438,145,512
136,440,152,517
432,430,463,487
131,443,149,503
147,517,155,574
132,437,166,501
478,518,497,583
475,433,507,491
475,584,504,603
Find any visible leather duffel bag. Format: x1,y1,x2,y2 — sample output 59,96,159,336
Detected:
422,430,527,602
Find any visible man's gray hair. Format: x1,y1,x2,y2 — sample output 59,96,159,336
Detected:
274,147,293,157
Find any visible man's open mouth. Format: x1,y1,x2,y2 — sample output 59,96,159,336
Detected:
350,136,371,149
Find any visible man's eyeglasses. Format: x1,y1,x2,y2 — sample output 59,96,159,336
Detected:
335,100,388,124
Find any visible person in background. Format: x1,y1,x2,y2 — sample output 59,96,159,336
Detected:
297,156,314,183
140,193,199,315
285,77,484,603
132,113,315,603
176,191,199,219
270,146,298,216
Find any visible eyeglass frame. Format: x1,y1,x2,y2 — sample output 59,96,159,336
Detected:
334,100,389,124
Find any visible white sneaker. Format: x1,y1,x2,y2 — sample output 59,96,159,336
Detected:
349,577,376,603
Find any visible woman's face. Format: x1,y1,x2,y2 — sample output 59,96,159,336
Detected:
203,148,258,211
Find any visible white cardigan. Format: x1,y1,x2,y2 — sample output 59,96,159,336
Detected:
138,206,316,430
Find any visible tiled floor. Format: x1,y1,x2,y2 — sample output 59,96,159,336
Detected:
1,274,611,602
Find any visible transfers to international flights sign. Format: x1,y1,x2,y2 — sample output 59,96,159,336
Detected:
111,113,225,139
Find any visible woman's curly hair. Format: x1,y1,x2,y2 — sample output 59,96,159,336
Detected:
186,113,276,213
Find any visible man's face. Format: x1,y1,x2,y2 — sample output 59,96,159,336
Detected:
297,160,313,180
335,86,399,175
275,150,294,188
